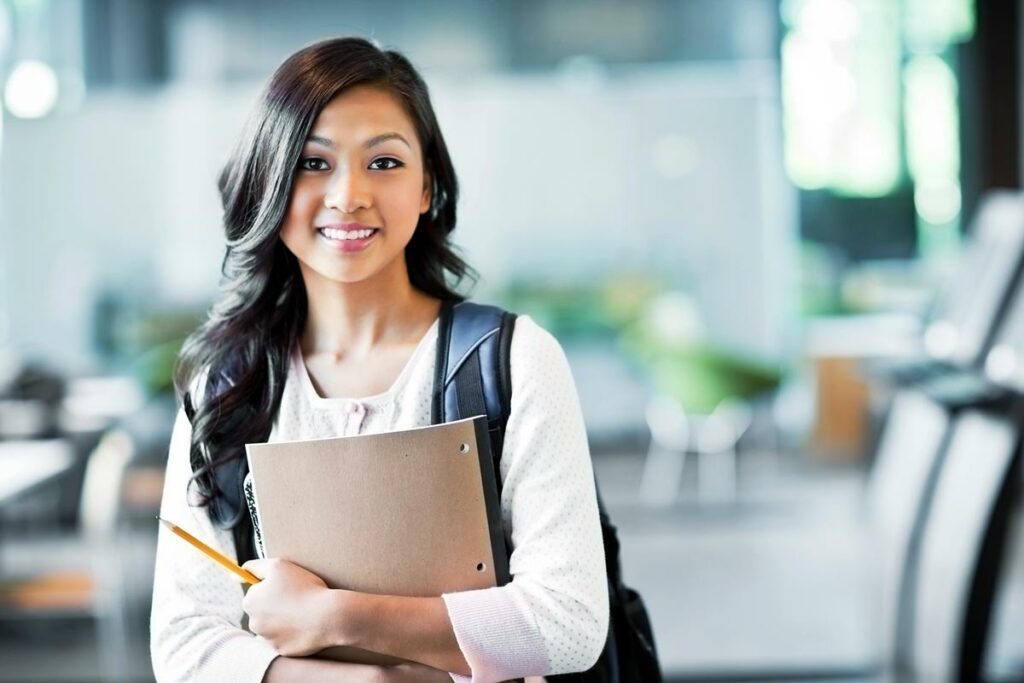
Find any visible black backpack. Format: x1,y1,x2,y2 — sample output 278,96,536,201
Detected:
431,299,663,683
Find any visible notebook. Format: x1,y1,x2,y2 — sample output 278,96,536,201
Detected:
245,415,509,664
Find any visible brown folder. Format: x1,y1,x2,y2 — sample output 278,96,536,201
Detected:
245,415,509,665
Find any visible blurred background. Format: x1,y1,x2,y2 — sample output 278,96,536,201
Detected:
0,0,1022,681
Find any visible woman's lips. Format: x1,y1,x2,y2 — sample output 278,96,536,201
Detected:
316,227,379,253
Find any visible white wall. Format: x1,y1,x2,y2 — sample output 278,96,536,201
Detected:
438,63,799,360
0,62,797,370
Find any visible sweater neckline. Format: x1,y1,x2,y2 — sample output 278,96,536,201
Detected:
292,317,439,406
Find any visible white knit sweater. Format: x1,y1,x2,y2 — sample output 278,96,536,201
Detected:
149,314,609,683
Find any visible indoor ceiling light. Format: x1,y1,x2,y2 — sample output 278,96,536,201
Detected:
4,59,59,119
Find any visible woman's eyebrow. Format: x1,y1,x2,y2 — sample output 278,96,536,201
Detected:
305,132,412,150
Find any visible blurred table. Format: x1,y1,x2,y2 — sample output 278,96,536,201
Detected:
805,314,921,461
0,440,74,508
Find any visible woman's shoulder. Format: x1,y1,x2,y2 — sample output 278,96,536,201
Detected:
507,312,576,385
509,313,560,352
450,301,563,360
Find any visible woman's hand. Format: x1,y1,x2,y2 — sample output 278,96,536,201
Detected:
242,560,469,676
242,558,337,657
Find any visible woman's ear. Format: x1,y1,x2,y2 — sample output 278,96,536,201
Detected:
420,172,432,215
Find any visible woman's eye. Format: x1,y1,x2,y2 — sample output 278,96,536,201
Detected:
370,157,404,171
299,157,329,171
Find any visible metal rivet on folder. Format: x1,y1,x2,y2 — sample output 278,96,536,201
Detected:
476,562,486,572
459,443,470,454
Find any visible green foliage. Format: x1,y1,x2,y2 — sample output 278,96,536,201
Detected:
130,338,188,396
495,275,666,339
620,323,783,413
495,277,785,412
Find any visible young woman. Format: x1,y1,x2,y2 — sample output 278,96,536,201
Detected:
150,37,608,683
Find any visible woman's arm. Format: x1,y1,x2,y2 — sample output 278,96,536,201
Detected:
326,591,470,675
241,558,470,675
263,657,379,683
263,657,451,683
438,316,610,681
151,408,281,683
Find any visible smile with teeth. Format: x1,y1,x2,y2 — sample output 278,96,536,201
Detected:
318,227,378,241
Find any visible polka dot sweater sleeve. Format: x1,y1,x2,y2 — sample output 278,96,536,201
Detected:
441,315,609,682
149,407,280,683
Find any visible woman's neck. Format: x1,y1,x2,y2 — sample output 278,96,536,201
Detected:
298,263,440,359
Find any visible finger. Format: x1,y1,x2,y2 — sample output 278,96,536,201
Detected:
242,559,269,579
241,586,259,614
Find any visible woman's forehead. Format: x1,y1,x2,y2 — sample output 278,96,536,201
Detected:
309,85,419,149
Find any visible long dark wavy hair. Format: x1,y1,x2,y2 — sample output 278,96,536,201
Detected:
173,37,476,559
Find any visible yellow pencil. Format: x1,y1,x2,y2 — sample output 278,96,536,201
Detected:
157,516,261,585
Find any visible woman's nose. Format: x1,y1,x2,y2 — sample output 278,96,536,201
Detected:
323,171,371,213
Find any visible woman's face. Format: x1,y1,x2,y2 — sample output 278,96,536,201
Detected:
279,84,431,288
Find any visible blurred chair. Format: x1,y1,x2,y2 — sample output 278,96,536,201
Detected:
639,394,689,506
864,390,956,670
0,429,135,682
874,190,1024,385
863,193,1024,679
694,399,752,505
640,395,751,507
623,289,781,507
861,380,1022,681
844,393,1019,682
906,408,1021,681
835,193,1024,677
680,387,1020,682
638,192,1024,679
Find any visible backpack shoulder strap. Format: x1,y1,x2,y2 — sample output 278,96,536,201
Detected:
431,299,516,491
